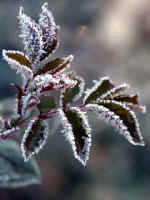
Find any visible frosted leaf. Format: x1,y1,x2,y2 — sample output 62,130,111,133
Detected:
125,103,146,113
86,103,145,146
50,55,74,75
18,7,44,65
99,83,130,100
38,2,59,62
83,77,114,104
58,107,91,166
3,50,31,69
3,50,33,81
95,100,145,146
113,94,146,113
21,118,49,161
114,94,139,104
60,73,85,107
28,73,76,95
34,55,74,76
34,57,65,77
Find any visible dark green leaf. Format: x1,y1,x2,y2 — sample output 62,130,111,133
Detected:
65,107,91,165
113,94,146,113
100,83,129,100
22,118,48,161
84,77,114,104
113,94,138,104
37,95,56,113
98,100,144,145
34,57,64,77
0,140,41,188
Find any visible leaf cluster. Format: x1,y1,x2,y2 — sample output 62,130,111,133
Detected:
0,2,146,187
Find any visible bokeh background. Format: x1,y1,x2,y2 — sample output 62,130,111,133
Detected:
1,0,150,199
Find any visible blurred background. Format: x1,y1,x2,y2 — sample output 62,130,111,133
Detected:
1,0,150,199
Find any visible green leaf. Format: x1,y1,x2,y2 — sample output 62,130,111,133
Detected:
21,118,48,161
61,74,84,106
34,57,65,76
3,50,31,69
100,83,130,100
37,95,56,113
34,55,73,77
97,100,145,146
113,94,146,113
62,107,91,166
113,94,139,104
50,55,74,75
84,77,114,104
0,140,41,188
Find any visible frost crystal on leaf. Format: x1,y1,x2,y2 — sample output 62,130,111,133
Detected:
58,107,91,166
21,118,49,161
113,94,146,113
38,2,59,63
99,83,130,100
83,76,114,104
60,73,85,107
88,99,145,146
18,7,44,65
3,50,33,83
86,103,145,146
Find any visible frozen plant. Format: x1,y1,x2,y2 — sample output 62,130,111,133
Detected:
1,2,146,167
